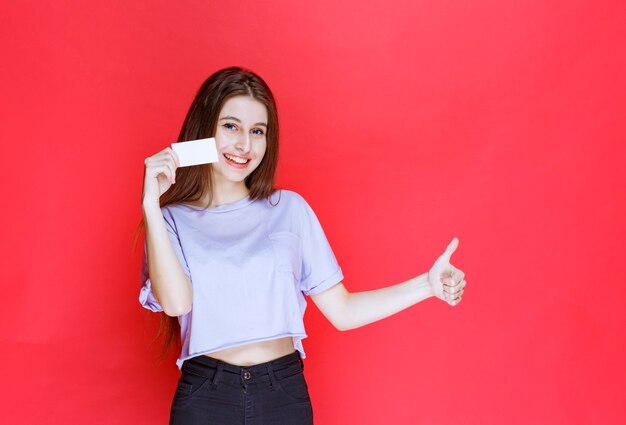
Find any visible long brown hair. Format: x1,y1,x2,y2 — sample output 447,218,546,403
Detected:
132,66,281,361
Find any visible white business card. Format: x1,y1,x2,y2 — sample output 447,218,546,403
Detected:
171,138,219,167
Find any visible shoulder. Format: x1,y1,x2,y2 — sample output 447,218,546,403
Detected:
158,203,194,225
160,203,185,216
269,188,308,208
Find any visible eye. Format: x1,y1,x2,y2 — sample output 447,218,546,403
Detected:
251,128,265,136
223,123,237,131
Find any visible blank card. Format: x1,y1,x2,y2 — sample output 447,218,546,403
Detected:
171,138,219,167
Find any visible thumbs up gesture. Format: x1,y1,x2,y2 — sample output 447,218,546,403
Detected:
427,237,466,306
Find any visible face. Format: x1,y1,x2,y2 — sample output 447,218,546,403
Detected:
212,95,268,186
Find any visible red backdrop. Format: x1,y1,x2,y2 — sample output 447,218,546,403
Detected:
1,1,624,423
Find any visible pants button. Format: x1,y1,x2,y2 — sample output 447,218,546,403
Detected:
243,371,251,379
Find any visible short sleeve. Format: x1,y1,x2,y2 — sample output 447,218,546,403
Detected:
139,207,192,312
298,196,344,296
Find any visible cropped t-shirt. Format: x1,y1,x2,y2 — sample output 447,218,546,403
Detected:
139,189,344,369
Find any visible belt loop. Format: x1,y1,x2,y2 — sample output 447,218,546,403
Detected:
266,362,278,391
211,362,223,388
299,353,304,371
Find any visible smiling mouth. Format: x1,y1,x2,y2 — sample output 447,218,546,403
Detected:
223,153,250,165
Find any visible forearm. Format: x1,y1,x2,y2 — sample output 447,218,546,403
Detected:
143,200,193,316
340,272,434,331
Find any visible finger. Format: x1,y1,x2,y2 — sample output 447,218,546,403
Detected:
151,158,176,184
451,269,465,284
162,151,177,183
440,237,459,262
444,287,461,299
439,287,450,299
443,275,460,289
443,284,465,297
167,160,176,184
447,291,462,304
447,295,460,305
150,149,174,162
148,161,173,181
443,278,467,290
150,164,172,182
168,148,181,169
147,158,172,168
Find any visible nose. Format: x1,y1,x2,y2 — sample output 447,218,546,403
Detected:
235,132,251,154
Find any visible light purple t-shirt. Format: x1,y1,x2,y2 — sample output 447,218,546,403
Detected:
139,189,344,369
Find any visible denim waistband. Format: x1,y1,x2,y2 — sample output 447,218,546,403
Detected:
182,350,303,386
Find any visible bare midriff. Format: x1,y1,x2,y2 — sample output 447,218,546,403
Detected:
204,336,296,366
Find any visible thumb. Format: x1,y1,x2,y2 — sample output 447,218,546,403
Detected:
441,237,459,262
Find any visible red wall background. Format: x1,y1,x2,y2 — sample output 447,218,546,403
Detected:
1,1,624,423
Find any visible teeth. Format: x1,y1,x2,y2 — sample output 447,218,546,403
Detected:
224,153,249,164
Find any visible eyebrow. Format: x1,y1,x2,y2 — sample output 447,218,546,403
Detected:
219,116,267,128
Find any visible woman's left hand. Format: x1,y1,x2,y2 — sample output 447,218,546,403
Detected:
427,237,466,306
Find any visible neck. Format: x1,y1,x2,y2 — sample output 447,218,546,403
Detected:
206,181,249,208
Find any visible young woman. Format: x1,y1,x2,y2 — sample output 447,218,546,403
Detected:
138,66,467,424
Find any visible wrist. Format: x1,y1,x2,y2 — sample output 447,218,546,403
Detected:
412,272,435,299
142,198,161,213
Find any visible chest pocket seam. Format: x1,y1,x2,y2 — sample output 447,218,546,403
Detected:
268,231,302,282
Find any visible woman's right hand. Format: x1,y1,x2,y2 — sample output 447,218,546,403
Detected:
142,147,181,204
426,237,466,306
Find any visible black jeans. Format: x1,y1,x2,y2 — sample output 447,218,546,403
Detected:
169,350,314,425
